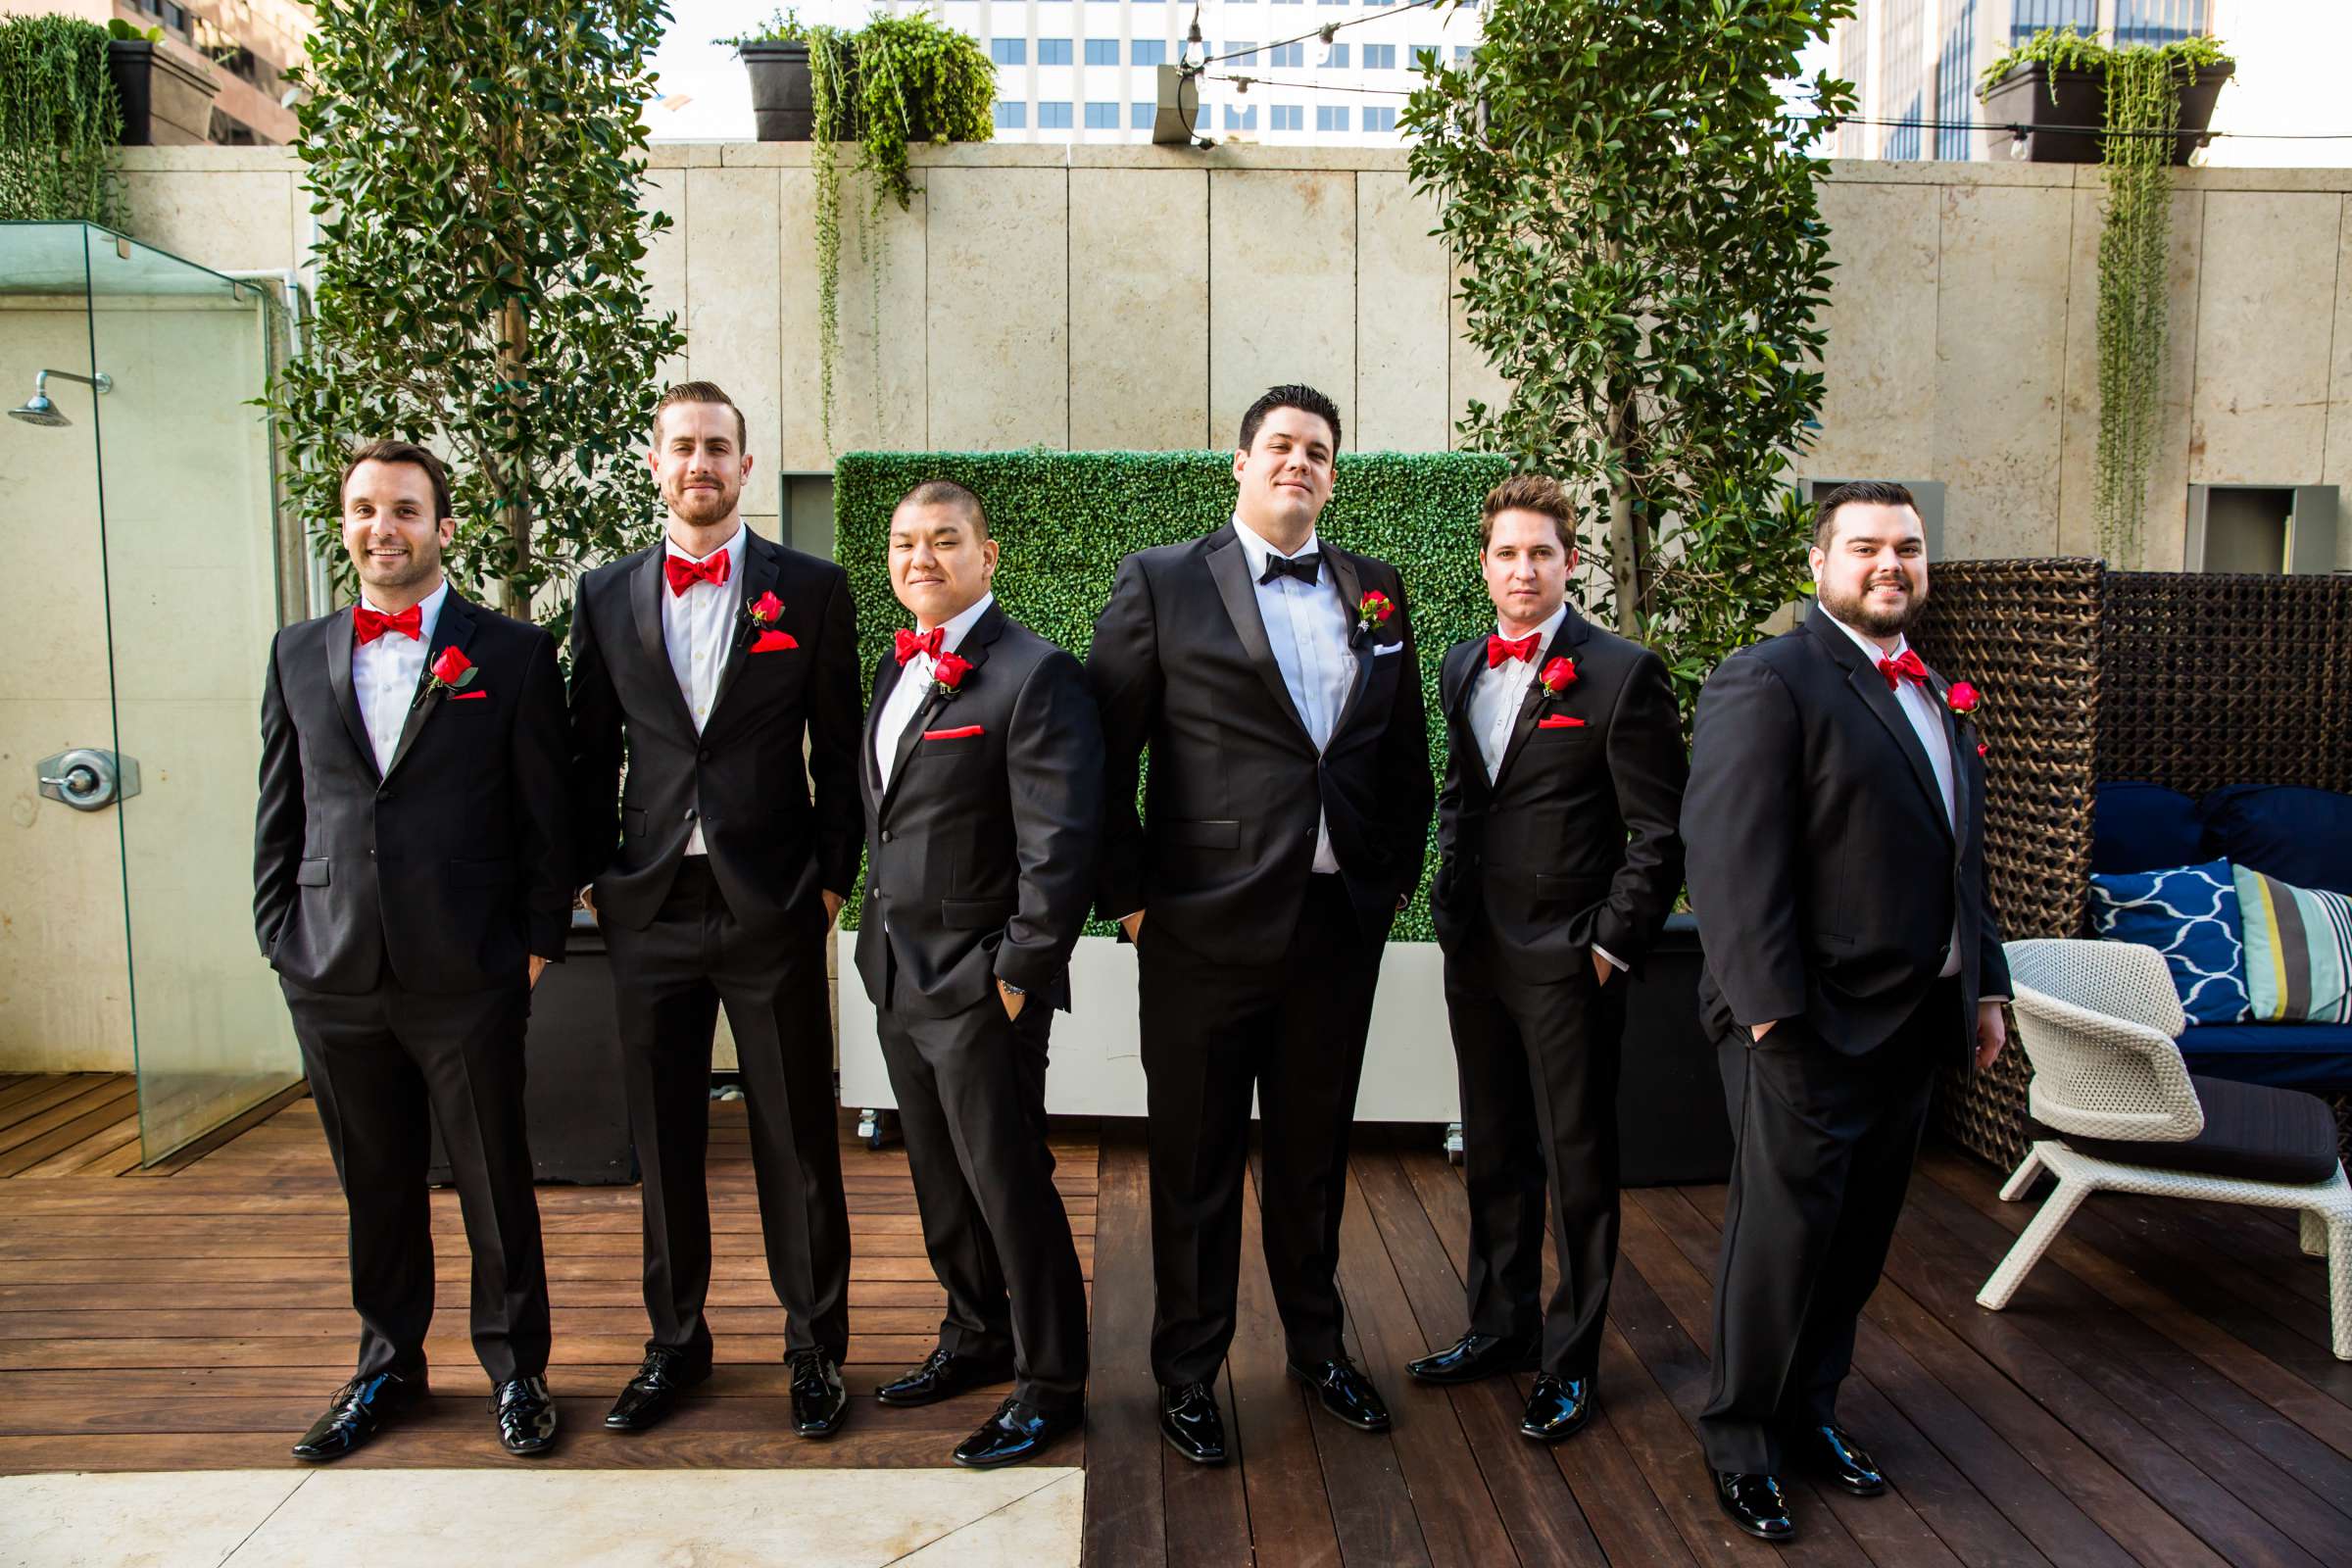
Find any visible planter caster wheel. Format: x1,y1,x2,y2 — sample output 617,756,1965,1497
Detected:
858,1108,900,1152
1444,1121,1464,1166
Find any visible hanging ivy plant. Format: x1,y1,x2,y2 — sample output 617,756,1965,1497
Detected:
1981,27,2232,565
0,14,124,226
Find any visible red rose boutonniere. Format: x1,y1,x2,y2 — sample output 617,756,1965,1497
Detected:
1357,590,1395,635
932,650,973,701
1945,680,1980,716
743,591,798,654
416,645,484,708
1538,657,1578,704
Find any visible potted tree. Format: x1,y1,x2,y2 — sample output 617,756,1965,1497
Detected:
719,8,833,142
1978,26,2234,166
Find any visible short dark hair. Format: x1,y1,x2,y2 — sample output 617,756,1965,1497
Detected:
341,439,452,521
1813,479,1921,551
655,379,748,448
1238,383,1343,456
1480,472,1577,552
894,477,990,537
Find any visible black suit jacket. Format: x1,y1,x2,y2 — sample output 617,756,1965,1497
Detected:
566,529,861,939
1682,602,2010,1056
253,591,571,996
855,603,1103,1018
1087,522,1436,960
1432,608,1687,980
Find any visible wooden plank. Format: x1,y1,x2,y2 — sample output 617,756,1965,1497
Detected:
0,1086,144,1178
1080,1126,1167,1568
15,1111,140,1179
0,1076,96,1117
0,1076,113,1126
0,1278,957,1311
123,1080,313,1177
0,1335,948,1372
1227,1158,1344,1566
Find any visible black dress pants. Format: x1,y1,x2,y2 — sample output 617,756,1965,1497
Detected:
1445,923,1628,1380
1138,873,1386,1387
282,973,549,1385
1697,980,1955,1474
877,987,1088,1412
605,858,850,1366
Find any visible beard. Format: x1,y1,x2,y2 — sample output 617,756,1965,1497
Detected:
664,471,739,525
1818,572,1923,639
355,543,439,593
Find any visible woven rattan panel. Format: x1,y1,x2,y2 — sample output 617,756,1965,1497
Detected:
2097,571,2352,797
1916,559,2105,1167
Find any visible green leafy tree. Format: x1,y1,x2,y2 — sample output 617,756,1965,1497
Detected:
270,0,685,630
1405,0,1852,718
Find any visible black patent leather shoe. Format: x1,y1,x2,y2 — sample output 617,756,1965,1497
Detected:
1406,1332,1539,1386
493,1375,559,1457
952,1396,1083,1468
876,1346,1016,1408
1159,1381,1228,1465
604,1348,711,1431
291,1369,424,1462
1799,1423,1886,1496
1518,1374,1592,1443
1714,1470,1796,1543
789,1348,849,1438
1288,1356,1392,1433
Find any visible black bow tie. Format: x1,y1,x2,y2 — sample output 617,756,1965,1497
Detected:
1258,552,1321,587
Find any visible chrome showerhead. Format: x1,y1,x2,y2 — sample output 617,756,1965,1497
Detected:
8,368,111,428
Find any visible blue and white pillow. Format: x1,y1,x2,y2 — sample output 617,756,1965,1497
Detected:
2087,859,2253,1026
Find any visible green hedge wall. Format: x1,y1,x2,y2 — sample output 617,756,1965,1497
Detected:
833,448,1512,943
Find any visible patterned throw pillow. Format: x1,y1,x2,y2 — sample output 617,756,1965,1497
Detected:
2087,859,2252,1026
2232,864,2352,1023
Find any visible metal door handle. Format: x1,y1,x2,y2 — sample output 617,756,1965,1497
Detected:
36,749,140,811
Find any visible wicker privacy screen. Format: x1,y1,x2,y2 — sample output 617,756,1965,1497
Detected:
1915,561,2352,1167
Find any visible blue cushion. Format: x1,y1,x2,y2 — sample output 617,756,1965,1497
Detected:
2179,1023,2352,1095
2087,859,2252,1025
2200,784,2352,897
2092,782,2207,873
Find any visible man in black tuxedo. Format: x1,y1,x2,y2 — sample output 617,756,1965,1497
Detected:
255,439,567,1461
1684,480,2009,1541
857,479,1099,1468
1088,383,1436,1464
567,381,862,1439
1409,474,1686,1443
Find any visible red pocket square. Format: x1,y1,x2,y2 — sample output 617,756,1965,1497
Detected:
750,630,799,654
1538,714,1586,729
922,724,984,741
446,690,490,701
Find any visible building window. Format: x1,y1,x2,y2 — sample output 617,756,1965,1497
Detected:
1223,103,1258,130
1270,41,1303,67
1935,0,1979,159
1316,104,1349,131
2008,0,2096,45
2115,0,2209,46
1085,101,1121,128
1039,101,1074,128
1086,38,1117,65
995,100,1028,129
1881,0,1925,160
1133,39,1166,66
992,37,1027,66
1226,40,1257,66
1270,104,1303,131
1454,45,1474,63
1363,106,1396,132
1410,45,1441,70
1039,38,1073,66
1361,43,1394,70
1323,43,1349,68
1132,100,1155,129
1365,0,1394,7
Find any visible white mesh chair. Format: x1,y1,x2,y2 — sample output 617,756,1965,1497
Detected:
1979,938,2352,1359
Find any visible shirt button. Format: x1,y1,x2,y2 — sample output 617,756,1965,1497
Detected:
881,829,893,844
697,748,711,762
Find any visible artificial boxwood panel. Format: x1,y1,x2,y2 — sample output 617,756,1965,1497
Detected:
834,449,1512,942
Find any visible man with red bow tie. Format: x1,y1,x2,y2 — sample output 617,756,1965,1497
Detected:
1410,474,1686,1445
566,382,864,1440
1683,480,2010,1542
255,440,570,1460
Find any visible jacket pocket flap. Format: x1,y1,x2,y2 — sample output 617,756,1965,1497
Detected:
296,858,330,887
942,898,1017,929
1532,871,1602,901
1163,818,1241,849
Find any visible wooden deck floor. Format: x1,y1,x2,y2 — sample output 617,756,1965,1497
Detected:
3,1073,2350,1565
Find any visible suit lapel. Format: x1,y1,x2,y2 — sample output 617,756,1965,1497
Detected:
324,610,378,781
1491,609,1590,792
1204,526,1312,741
1807,604,1953,843
882,603,1004,816
862,653,903,810
382,592,477,782
704,531,772,727
629,546,698,733
1326,549,1378,741
1442,637,1492,804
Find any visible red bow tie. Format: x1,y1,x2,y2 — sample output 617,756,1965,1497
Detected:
1488,632,1541,668
895,626,945,665
353,604,422,645
1877,649,1930,693
663,551,731,596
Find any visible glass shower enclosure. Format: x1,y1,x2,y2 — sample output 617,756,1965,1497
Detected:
1,221,301,1162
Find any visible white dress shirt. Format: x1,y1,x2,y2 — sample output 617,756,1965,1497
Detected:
1823,611,1962,979
1465,602,1624,974
874,591,995,795
1230,514,1355,874
663,525,749,855
351,579,448,777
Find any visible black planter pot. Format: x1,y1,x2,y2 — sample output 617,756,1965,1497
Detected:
1981,60,2233,166
744,40,820,142
429,911,636,1187
1615,914,1733,1186
105,39,220,147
